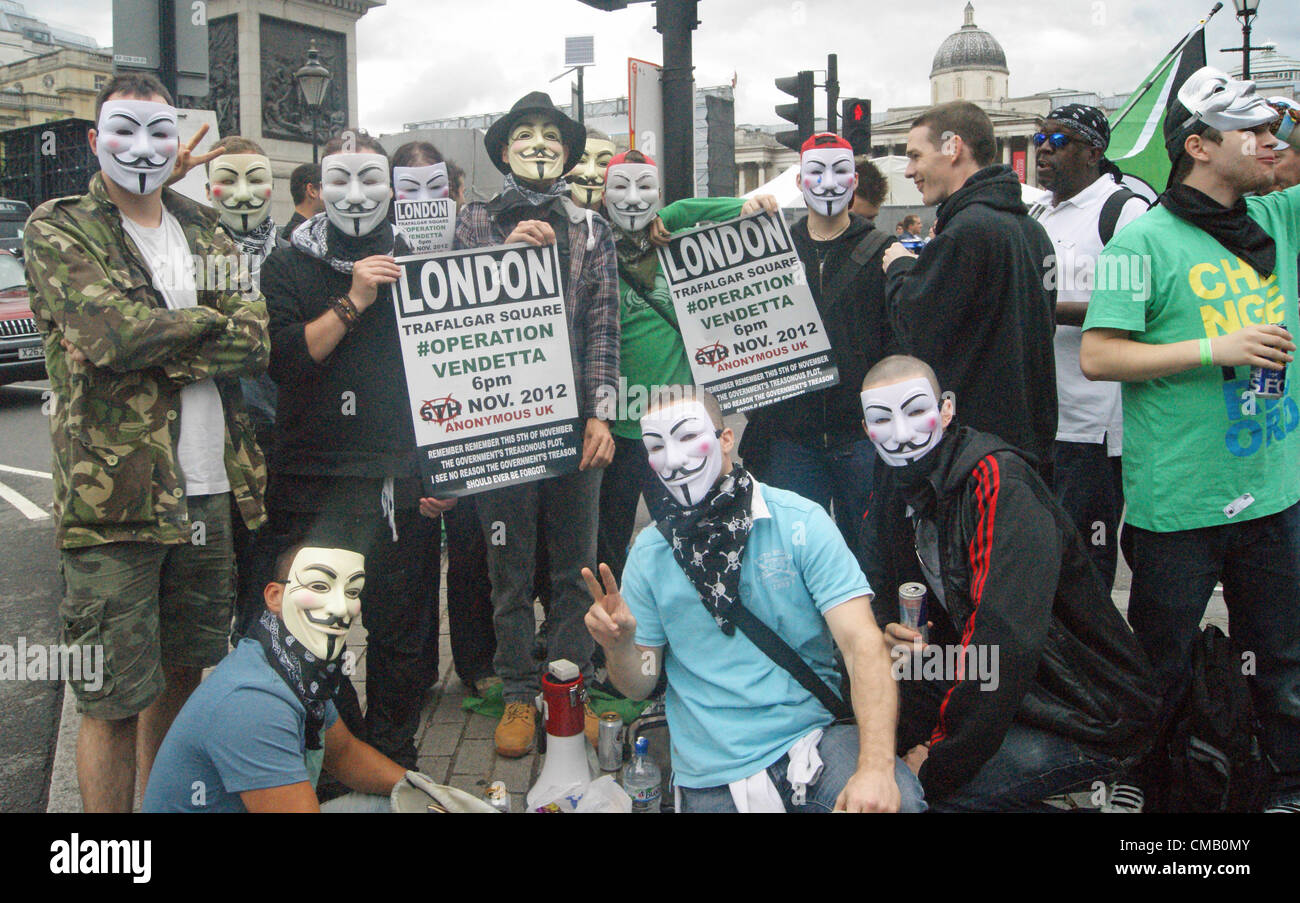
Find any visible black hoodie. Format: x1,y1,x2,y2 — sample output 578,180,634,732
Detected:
741,213,898,467
900,426,1159,801
885,165,1058,472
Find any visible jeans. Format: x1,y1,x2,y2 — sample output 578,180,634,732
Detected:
1052,440,1124,594
927,723,1125,812
475,467,602,701
596,436,656,581
1126,501,1300,789
440,495,496,686
677,724,928,812
757,437,875,577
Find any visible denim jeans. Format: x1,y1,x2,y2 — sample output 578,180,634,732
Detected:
677,724,928,812
1052,440,1124,594
475,467,602,701
758,437,876,577
1126,501,1300,788
927,723,1125,812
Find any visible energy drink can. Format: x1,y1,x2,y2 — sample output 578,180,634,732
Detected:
1250,322,1288,399
598,711,624,772
899,582,929,643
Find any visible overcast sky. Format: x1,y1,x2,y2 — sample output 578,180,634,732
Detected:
22,0,1300,134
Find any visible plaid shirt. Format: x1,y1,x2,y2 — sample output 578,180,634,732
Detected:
454,198,620,418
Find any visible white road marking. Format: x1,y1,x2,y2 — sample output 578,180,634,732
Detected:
0,479,49,519
0,463,51,479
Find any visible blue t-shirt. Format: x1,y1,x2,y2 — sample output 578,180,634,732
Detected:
622,482,871,788
142,639,340,812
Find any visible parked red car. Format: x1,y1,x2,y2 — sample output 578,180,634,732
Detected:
0,248,45,385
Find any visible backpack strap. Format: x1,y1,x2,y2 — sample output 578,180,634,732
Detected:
1098,187,1148,246
726,601,854,723
849,228,895,270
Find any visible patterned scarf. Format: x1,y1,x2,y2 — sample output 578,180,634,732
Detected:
290,212,398,274
612,221,659,298
226,216,278,263
247,609,343,750
500,171,571,206
651,465,756,635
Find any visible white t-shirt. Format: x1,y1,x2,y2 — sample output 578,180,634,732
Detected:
121,209,230,497
1033,175,1149,455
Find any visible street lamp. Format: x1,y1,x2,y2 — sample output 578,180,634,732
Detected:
1220,0,1263,80
294,40,332,164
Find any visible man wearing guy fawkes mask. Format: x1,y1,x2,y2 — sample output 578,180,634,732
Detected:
583,386,925,813
259,131,452,771
23,72,268,813
568,126,615,210
738,133,899,582
860,355,1157,812
455,92,620,759
593,149,774,581
206,136,280,278
144,545,464,812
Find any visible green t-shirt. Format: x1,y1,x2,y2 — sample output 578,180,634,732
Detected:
611,196,745,438
1083,185,1300,532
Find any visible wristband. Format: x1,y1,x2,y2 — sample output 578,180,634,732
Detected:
1199,337,1213,368
329,295,359,331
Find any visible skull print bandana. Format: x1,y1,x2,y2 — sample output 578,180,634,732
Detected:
650,464,755,636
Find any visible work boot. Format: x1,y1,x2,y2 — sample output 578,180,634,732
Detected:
495,702,536,758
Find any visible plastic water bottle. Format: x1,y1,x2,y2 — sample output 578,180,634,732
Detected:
622,736,661,813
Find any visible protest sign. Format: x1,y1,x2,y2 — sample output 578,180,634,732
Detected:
390,242,582,495
657,210,838,412
393,198,457,253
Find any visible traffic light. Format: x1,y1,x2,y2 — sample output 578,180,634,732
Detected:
842,98,872,156
774,70,815,153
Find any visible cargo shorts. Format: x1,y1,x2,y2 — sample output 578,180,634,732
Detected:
58,493,235,720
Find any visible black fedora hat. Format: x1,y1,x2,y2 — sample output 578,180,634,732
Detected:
484,91,587,178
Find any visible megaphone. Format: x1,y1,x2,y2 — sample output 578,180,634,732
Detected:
526,659,592,810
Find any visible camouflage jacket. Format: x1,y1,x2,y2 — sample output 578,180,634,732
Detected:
24,172,269,549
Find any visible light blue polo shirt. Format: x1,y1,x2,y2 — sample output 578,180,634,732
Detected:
622,481,871,788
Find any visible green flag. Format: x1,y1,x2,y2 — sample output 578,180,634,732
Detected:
1108,12,1215,197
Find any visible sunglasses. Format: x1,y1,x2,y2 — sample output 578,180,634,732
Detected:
1032,131,1086,150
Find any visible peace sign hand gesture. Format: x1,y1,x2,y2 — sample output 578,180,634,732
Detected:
582,563,637,651
166,123,227,186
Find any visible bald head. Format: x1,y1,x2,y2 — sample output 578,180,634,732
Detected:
862,355,942,397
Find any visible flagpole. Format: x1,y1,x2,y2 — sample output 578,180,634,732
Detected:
1110,2,1224,128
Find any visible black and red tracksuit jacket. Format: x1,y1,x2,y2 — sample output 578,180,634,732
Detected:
900,426,1159,801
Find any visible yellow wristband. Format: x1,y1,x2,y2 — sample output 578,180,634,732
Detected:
1199,337,1213,368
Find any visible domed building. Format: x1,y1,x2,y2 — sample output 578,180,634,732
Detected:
930,3,1009,105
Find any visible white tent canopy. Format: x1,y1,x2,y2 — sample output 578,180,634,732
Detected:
743,155,1048,208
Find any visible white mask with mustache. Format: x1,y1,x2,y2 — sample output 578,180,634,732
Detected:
569,137,616,208
861,378,948,467
641,400,724,507
393,163,449,201
280,547,365,662
208,153,273,234
604,163,662,232
321,152,392,237
799,147,857,217
95,99,180,195
506,114,566,183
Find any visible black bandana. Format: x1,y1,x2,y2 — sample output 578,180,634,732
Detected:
290,212,398,274
247,609,343,750
1047,103,1110,149
1160,184,1277,279
224,216,278,262
495,172,571,208
651,465,756,635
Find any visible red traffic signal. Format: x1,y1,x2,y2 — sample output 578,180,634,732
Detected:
841,97,871,156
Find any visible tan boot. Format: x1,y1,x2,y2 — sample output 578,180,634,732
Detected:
495,702,536,758
585,704,602,747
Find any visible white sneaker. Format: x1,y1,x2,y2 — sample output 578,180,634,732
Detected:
1100,782,1145,813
